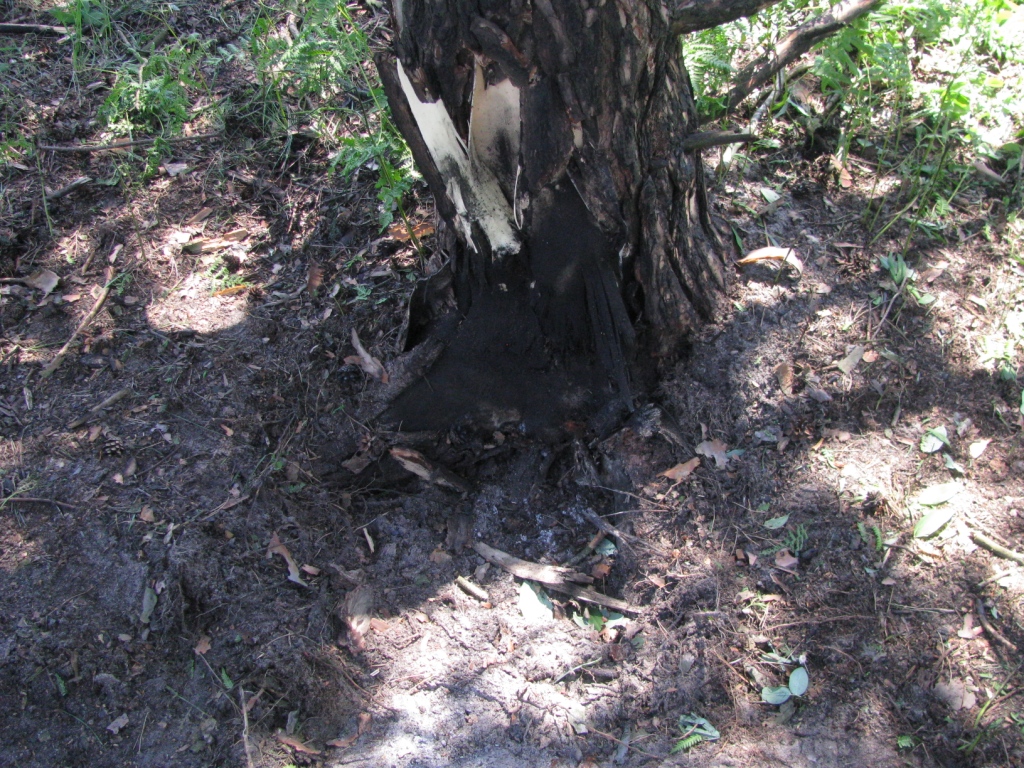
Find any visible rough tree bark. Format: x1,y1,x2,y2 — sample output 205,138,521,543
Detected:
371,0,804,432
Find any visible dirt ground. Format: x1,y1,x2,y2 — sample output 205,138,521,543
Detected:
2,3,1024,768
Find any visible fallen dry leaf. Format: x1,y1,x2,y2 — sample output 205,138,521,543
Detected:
106,713,129,734
185,207,214,226
341,451,373,475
139,505,155,523
933,680,976,711
429,547,452,564
194,635,211,655
775,549,799,571
300,564,321,576
969,439,990,459
344,329,388,382
775,362,794,396
837,345,865,374
607,643,628,662
212,285,248,298
862,349,878,363
343,585,374,653
696,439,729,469
387,220,435,242
267,532,308,587
660,457,700,481
277,733,321,755
737,246,803,275
591,561,612,579
24,269,60,297
306,261,324,294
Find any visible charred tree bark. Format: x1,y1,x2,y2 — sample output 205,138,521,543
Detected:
375,0,775,432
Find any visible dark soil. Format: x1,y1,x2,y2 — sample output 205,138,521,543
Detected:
1,3,1023,768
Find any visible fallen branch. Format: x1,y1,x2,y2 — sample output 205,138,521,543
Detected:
972,532,1024,566
472,541,639,614
68,387,132,429
726,0,882,110
38,131,221,154
39,267,114,379
45,176,92,200
0,23,69,36
390,446,472,493
977,567,1018,589
455,575,489,601
976,598,1018,652
1,496,79,510
680,130,755,152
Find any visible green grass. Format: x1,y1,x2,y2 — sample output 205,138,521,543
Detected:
684,0,1024,243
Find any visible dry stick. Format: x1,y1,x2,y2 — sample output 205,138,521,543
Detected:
240,687,255,768
472,541,639,614
38,131,221,153
725,0,882,110
454,575,489,601
971,532,1024,566
2,496,79,510
977,567,1018,589
68,386,131,429
975,598,1018,652
0,23,69,35
39,267,114,379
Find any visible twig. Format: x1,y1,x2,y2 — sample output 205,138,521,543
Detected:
1,496,80,510
472,540,639,614
680,131,755,152
45,175,93,200
971,532,1024,566
766,614,875,630
39,267,114,379
977,567,1018,589
975,598,1018,652
38,132,221,154
240,687,255,768
455,575,489,601
68,387,132,429
0,23,69,35
725,0,882,110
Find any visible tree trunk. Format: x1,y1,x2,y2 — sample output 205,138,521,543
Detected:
375,1,763,433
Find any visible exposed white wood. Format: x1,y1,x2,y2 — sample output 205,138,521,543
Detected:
469,59,521,195
397,61,520,256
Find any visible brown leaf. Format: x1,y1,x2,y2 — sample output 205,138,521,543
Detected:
306,261,323,294
212,285,248,298
369,618,390,633
344,329,388,382
343,585,374,653
607,643,628,662
139,505,156,523
774,362,794,396
861,349,878,363
695,439,729,469
591,561,612,579
341,452,373,475
660,457,700,481
300,564,321,576
429,547,452,564
277,733,321,755
327,734,359,749
122,457,137,480
24,269,60,297
88,424,103,442
194,635,211,655
267,532,308,587
388,220,435,242
775,549,799,572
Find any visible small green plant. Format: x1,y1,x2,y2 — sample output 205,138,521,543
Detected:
897,734,918,750
671,714,720,753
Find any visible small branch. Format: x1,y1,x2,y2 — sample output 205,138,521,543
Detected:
2,496,80,510
726,0,882,110
671,0,780,36
680,131,756,152
39,267,114,379
472,540,639,614
455,576,489,601
976,598,1018,652
38,131,221,154
45,176,92,200
0,23,69,36
972,532,1024,566
68,387,132,429
977,567,1018,589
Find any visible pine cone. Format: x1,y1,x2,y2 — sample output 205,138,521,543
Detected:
102,431,126,457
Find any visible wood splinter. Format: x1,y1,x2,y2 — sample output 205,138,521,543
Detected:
971,532,1024,566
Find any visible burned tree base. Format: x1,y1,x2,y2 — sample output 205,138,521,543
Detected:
381,287,632,436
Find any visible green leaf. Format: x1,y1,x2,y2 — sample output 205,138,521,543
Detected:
219,668,234,690
788,666,809,696
140,587,158,624
763,514,790,530
920,426,950,453
678,713,720,741
915,482,961,506
761,685,792,705
595,539,618,556
913,506,956,539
